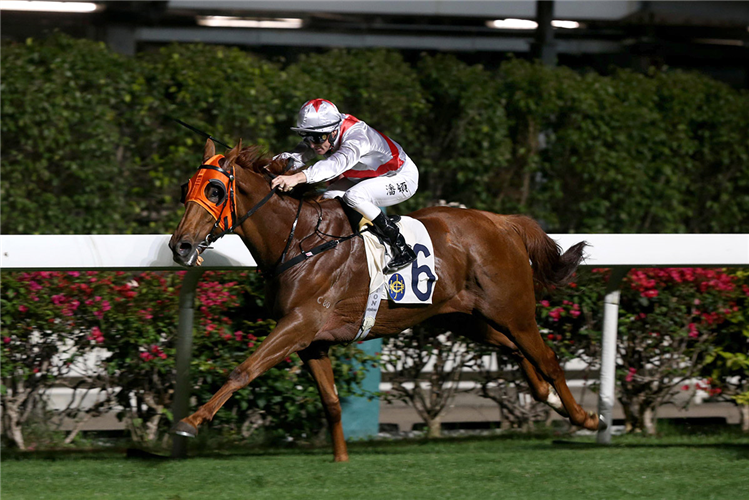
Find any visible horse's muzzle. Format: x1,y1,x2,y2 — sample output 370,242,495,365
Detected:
170,238,201,267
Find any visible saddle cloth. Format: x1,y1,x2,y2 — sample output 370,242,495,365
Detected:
361,216,438,304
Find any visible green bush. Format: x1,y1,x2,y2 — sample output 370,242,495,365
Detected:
2,36,747,234
1,35,136,234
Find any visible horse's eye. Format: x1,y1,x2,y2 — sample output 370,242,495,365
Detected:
204,182,225,204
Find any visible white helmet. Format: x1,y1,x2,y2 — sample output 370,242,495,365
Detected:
291,99,342,134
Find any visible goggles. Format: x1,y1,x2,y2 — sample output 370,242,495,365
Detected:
299,131,332,145
180,154,236,231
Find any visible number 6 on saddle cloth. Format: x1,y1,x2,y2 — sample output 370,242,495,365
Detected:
180,154,236,231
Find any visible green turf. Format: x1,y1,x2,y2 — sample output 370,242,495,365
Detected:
2,434,748,500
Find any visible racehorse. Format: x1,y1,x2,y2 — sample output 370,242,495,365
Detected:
169,139,605,461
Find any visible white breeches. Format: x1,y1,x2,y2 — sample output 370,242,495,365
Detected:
321,156,419,221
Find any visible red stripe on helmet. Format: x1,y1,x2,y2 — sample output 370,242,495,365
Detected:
307,99,335,112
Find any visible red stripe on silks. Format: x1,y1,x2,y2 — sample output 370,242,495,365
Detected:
343,129,404,179
307,98,335,112
338,114,360,137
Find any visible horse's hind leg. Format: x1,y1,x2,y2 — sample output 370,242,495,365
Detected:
298,343,349,462
475,302,602,431
471,320,568,418
503,315,601,431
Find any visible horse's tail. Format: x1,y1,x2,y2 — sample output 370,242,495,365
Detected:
506,215,587,289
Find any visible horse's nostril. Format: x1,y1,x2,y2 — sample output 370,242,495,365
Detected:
178,242,193,257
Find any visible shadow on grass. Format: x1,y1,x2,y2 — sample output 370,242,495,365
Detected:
3,429,748,462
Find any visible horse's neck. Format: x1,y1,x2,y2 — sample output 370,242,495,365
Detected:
232,189,291,269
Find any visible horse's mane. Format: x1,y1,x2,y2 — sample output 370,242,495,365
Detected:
233,145,287,177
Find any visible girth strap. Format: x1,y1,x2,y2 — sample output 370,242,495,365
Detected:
274,230,366,277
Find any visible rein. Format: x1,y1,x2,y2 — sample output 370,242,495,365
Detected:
191,160,362,278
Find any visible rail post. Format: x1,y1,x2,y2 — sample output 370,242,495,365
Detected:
171,268,205,458
597,266,629,444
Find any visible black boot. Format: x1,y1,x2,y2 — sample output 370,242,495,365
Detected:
372,213,417,273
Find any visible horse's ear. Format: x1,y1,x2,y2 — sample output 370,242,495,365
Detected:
226,138,242,164
203,139,215,163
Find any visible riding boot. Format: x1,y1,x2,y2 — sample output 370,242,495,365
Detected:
371,213,417,273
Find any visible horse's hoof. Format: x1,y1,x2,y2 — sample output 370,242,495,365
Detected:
597,414,608,431
172,421,198,438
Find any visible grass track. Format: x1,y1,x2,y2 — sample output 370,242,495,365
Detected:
2,434,748,500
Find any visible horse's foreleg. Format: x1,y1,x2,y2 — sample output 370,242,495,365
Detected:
506,319,602,431
299,343,349,462
174,313,313,437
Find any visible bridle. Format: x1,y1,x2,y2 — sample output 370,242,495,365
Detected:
181,154,279,255
180,153,363,277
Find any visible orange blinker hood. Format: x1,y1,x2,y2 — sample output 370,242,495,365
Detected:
182,154,236,231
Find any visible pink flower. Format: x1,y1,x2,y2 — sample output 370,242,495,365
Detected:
540,300,550,308
570,310,581,318
641,289,659,299
234,331,243,341
18,305,28,313
28,281,42,291
548,308,563,321
3,337,11,344
101,300,111,312
688,323,699,338
67,271,80,277
140,352,154,361
682,385,690,391
51,294,66,305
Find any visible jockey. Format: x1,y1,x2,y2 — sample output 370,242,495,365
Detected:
271,99,418,273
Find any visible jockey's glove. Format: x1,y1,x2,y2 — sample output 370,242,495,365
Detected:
272,152,306,172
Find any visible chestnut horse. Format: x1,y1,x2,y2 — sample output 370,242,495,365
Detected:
169,139,604,461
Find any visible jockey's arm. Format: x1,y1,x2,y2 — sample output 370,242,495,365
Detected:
271,127,369,192
291,141,318,165
304,129,369,184
273,141,317,172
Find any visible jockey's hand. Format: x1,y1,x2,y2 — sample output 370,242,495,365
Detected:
271,172,307,193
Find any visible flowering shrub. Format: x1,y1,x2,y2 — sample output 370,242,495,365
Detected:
1,271,102,449
699,269,749,431
1,270,374,449
536,268,746,434
614,268,742,434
